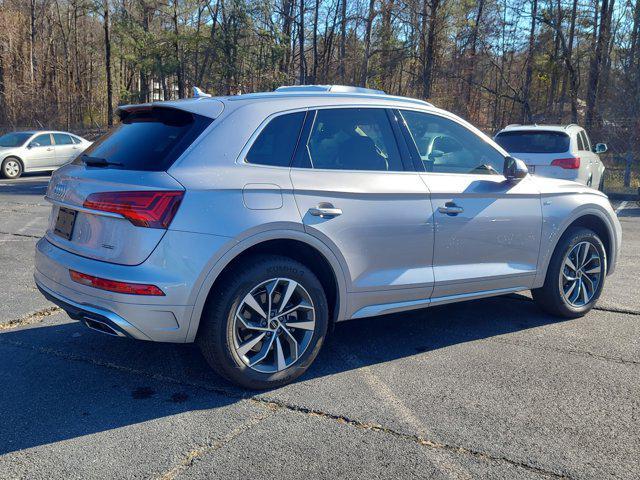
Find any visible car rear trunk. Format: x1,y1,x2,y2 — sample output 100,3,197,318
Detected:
43,104,216,266
494,130,573,169
45,167,185,265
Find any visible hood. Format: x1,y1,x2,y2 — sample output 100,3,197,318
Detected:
529,174,607,198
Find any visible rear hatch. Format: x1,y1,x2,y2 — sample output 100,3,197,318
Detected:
494,130,575,172
44,104,216,265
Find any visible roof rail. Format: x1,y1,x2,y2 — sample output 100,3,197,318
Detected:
505,124,521,128
275,85,386,95
564,123,579,129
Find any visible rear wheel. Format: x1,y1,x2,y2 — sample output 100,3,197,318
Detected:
1,157,23,179
197,255,328,389
532,227,606,318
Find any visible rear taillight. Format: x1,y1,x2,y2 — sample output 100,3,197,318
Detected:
551,157,580,169
83,190,184,228
70,270,165,296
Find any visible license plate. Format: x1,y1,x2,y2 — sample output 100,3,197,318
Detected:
54,207,77,240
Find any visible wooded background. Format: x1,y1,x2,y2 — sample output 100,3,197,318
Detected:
0,0,639,183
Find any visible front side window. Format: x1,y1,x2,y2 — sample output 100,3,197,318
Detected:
246,112,305,167
32,134,52,147
53,133,73,145
301,108,403,172
402,110,504,175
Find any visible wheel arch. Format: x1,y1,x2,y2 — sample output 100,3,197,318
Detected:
535,205,617,287
185,230,348,343
1,155,24,173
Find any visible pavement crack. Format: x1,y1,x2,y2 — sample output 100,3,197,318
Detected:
257,397,572,479
505,293,640,316
489,337,639,367
0,230,41,239
0,306,61,330
153,410,274,480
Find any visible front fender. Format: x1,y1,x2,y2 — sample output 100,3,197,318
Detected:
533,193,621,287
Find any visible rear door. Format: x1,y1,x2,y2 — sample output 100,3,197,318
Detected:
52,133,79,165
45,106,214,265
400,109,542,300
290,107,435,315
26,133,56,169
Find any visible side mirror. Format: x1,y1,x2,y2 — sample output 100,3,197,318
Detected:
503,156,528,181
28,142,39,149
428,149,444,160
594,143,607,154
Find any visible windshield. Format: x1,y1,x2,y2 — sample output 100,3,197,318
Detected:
75,107,212,171
495,131,570,154
0,133,32,148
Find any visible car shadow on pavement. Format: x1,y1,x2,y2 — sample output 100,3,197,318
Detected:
0,293,566,455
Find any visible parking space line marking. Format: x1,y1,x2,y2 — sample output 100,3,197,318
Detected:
615,201,628,215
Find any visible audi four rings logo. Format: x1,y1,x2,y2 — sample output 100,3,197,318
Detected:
52,182,68,199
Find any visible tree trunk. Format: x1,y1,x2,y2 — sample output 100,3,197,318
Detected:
338,0,347,82
172,0,185,98
103,0,113,126
298,0,306,84
360,0,376,87
522,0,537,122
464,0,485,113
312,0,319,82
585,0,614,130
422,0,440,99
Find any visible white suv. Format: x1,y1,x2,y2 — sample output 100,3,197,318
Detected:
494,124,607,189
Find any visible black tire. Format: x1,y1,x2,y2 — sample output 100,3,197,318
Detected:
1,157,23,179
197,254,329,389
532,227,606,318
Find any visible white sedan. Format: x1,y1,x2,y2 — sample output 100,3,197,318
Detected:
0,130,92,179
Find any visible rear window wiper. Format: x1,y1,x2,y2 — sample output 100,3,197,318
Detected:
81,155,124,167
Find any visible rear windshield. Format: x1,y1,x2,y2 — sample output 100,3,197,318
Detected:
495,131,570,154
75,107,212,171
0,132,32,147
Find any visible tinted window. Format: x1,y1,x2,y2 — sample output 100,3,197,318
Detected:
75,107,212,171
495,131,570,154
246,112,305,167
0,132,32,147
300,108,403,171
53,133,73,145
576,133,585,151
402,110,504,175
32,134,52,147
71,135,83,144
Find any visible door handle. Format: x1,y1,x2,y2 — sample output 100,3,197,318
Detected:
308,203,342,218
46,147,53,151
438,202,464,216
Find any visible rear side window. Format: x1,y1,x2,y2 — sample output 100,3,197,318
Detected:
297,108,404,171
495,131,570,154
576,133,585,151
580,131,591,151
53,133,73,145
246,112,305,167
76,107,212,171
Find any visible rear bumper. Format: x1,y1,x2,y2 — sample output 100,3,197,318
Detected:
34,231,232,342
36,280,149,339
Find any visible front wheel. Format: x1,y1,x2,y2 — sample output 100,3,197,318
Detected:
532,227,606,318
1,157,23,179
197,255,328,389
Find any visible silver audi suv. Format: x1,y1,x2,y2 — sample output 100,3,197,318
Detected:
35,85,622,389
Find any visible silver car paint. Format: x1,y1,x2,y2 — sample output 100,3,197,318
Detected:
0,131,91,173
34,91,622,343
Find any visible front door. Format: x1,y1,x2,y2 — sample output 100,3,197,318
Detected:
26,133,56,169
399,109,542,300
290,107,435,317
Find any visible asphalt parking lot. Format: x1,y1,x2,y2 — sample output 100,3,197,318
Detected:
0,174,638,480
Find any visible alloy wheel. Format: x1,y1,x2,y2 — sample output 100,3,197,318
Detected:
233,278,316,373
4,160,20,178
559,241,602,307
